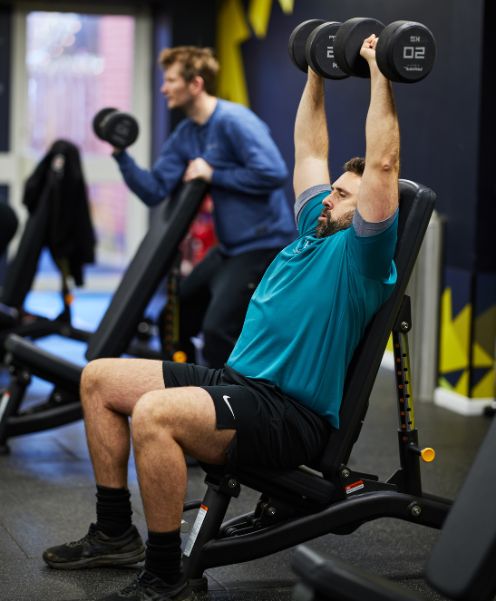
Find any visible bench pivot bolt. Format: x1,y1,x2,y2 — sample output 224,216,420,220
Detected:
409,502,422,517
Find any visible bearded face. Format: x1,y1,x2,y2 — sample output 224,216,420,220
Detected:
315,207,355,238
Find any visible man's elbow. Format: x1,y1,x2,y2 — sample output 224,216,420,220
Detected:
263,164,289,187
370,152,400,174
137,187,168,207
276,165,289,185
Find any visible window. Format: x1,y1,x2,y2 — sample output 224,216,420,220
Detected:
25,11,138,269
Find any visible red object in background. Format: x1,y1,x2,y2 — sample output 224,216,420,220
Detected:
180,194,217,275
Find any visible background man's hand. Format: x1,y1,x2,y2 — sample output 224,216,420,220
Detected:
183,158,214,183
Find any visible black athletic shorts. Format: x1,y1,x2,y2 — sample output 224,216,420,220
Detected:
162,361,332,470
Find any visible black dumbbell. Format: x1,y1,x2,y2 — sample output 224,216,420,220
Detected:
334,17,385,78
290,17,436,83
288,19,348,80
334,17,436,83
306,22,349,79
375,20,436,83
288,19,323,71
92,107,139,149
92,107,118,140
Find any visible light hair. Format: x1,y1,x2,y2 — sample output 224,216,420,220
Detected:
158,46,219,95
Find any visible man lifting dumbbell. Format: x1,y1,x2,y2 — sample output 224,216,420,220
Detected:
41,20,412,601
94,46,295,368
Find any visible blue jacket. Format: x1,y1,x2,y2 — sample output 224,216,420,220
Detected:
114,99,296,255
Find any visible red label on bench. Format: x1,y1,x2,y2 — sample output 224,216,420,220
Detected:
345,480,365,495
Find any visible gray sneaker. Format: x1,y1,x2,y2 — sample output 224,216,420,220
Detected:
42,523,145,569
98,570,193,600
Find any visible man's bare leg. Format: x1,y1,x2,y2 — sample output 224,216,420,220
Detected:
131,386,234,531
78,384,234,599
42,358,167,571
80,357,235,530
80,358,166,488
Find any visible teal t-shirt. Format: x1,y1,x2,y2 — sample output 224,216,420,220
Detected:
227,190,398,428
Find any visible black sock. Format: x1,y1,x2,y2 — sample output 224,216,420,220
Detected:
145,529,182,585
95,485,132,537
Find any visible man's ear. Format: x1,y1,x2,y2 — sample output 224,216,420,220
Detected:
190,75,205,95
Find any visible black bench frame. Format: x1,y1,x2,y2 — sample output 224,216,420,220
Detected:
0,180,208,452
291,416,496,601
0,176,85,343
175,180,451,585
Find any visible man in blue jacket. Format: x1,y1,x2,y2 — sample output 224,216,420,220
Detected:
113,46,295,367
42,35,399,601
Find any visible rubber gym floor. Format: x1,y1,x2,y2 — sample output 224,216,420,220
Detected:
0,291,491,601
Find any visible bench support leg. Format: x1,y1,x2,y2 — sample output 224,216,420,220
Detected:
183,473,240,583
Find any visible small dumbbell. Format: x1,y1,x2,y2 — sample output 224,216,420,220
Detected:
92,107,139,149
334,17,436,83
288,19,349,80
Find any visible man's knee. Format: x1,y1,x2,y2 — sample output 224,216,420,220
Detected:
80,359,115,408
131,392,175,447
131,389,213,448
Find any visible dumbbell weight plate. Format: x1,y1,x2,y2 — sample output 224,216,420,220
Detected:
288,19,325,72
101,111,139,150
92,107,118,141
305,21,348,79
334,17,385,78
376,20,436,83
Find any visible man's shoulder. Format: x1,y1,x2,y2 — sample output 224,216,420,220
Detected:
216,99,259,123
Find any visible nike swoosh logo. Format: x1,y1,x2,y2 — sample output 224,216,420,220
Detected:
222,395,236,420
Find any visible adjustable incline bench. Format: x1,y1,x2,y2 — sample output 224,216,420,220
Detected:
175,179,450,589
0,179,208,453
291,415,496,601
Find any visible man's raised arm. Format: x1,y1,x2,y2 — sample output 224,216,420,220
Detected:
293,69,331,200
358,35,400,222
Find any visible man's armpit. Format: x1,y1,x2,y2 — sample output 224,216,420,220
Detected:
352,208,398,237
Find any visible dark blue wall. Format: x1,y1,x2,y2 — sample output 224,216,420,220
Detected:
476,0,495,273
151,7,173,161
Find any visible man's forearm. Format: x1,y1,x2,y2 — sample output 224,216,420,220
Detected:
365,64,400,171
294,70,329,163
114,152,173,206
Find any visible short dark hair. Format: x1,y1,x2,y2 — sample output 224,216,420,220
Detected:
158,46,219,95
343,157,365,176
